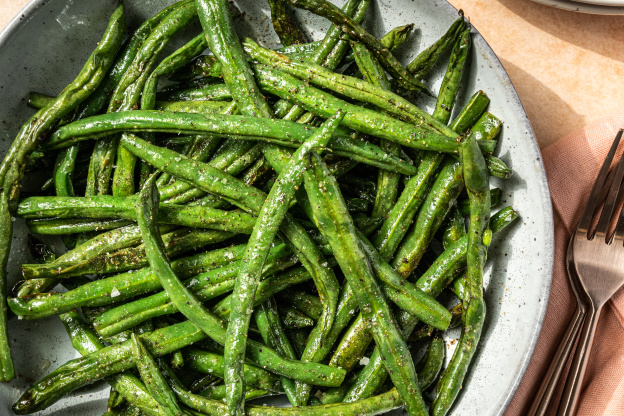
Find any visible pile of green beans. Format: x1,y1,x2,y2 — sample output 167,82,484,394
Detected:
1,1,520,416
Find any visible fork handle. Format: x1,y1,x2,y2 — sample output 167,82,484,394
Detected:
556,304,602,416
527,304,586,416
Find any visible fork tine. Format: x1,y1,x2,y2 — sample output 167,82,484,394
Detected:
613,203,624,243
596,134,624,241
578,129,624,233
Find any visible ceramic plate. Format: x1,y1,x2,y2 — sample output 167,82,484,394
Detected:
571,0,624,7
530,0,624,13
0,0,554,415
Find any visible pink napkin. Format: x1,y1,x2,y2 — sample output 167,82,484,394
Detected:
506,115,624,415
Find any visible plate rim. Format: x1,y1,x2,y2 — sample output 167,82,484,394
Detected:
0,0,556,414
529,0,624,14
436,2,555,413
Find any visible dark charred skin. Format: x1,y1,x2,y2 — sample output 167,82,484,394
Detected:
268,0,308,46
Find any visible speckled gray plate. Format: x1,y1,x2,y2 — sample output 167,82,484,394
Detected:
0,0,554,415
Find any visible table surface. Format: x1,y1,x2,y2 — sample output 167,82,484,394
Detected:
2,0,623,148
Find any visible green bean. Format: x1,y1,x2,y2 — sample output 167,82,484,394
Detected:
448,90,489,133
137,176,345,390
224,112,343,414
171,0,363,83
155,100,231,114
357,232,451,330
0,2,125,381
184,348,281,392
157,83,232,102
46,111,418,175
9,243,256,319
432,127,491,416
344,23,414,66
302,152,427,416
278,305,315,328
77,3,182,201
131,334,186,416
111,1,198,197
268,0,308,46
163,360,403,416
342,335,444,403
310,227,452,333
276,288,323,321
104,403,143,416
371,22,472,261
433,29,471,124
254,299,300,405
27,235,57,264
287,328,308,358
277,0,368,122
13,295,346,414
27,92,54,109
351,41,400,219
209,263,322,320
17,196,257,233
243,39,455,137
93,245,297,337
392,159,464,277
196,0,273,119
487,155,512,179
407,15,465,79
54,125,80,250
21,227,234,280
27,217,132,235
162,139,263,205
459,187,501,216
416,336,445,391
334,207,518,404
472,112,502,141
142,34,209,112
108,388,125,411
53,144,78,198
250,64,457,152
59,311,166,416
199,385,274,402
478,139,497,154
441,206,466,250
385,28,474,273
285,0,429,93
189,374,219,394
85,0,191,197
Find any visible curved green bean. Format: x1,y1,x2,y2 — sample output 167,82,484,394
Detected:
407,15,465,79
285,0,429,93
17,195,257,233
111,1,198,197
243,38,456,137
22,228,233,280
254,299,300,405
130,333,186,416
433,28,471,124
303,153,427,416
92,244,297,337
59,311,167,416
0,2,125,381
431,130,491,416
224,111,343,413
9,243,258,319
46,111,418,175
